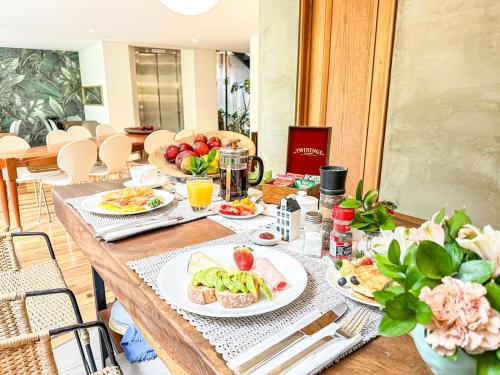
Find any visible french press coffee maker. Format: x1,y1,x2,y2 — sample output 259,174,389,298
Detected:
219,144,264,201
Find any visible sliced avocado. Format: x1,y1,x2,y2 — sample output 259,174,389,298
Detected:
230,272,249,293
246,273,258,298
222,272,240,293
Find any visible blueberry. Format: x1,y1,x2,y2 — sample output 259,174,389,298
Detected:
337,277,347,286
350,276,359,285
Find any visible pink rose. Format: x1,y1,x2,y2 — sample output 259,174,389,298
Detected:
419,277,500,356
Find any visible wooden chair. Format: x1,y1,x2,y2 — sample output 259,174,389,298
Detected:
90,135,131,179
173,128,195,141
0,294,120,375
0,232,98,373
133,129,175,165
67,126,93,139
96,124,116,138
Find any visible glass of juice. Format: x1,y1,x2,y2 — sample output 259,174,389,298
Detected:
186,177,213,212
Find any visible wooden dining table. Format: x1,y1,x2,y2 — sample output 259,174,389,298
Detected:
0,133,147,232
52,179,432,375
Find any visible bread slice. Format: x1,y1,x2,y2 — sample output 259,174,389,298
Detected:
187,285,216,305
215,290,257,308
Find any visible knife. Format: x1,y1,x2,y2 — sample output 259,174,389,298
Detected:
233,302,348,375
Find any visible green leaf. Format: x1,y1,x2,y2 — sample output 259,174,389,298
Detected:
350,221,372,229
48,97,65,118
476,351,500,375
434,207,446,224
485,280,500,311
363,189,378,209
448,208,471,239
378,314,416,337
379,219,396,231
385,293,415,320
404,266,425,290
457,260,495,283
415,301,433,325
388,239,401,265
373,203,389,224
409,278,440,296
403,243,418,266
375,254,407,282
372,290,396,306
416,240,453,280
339,198,362,209
444,242,464,273
355,179,363,201
360,212,376,223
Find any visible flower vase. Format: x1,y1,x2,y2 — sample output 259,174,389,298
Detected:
412,325,476,375
352,229,381,256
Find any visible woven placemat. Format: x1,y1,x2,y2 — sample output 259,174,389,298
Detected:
66,196,215,240
127,233,383,364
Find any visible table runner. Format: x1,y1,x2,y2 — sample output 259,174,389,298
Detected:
127,233,383,364
66,195,215,241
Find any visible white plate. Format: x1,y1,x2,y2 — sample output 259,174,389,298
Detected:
157,244,307,317
218,203,265,220
123,175,169,188
81,189,174,216
325,266,379,307
249,228,282,246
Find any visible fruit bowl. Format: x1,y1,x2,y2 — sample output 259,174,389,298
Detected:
149,130,255,180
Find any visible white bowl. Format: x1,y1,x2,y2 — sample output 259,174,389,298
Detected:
249,228,282,246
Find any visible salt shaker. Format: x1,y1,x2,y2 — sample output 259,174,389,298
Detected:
302,211,322,258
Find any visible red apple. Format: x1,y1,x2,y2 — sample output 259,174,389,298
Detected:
178,143,193,152
194,134,208,144
163,145,180,162
175,150,196,169
193,141,209,156
207,136,222,149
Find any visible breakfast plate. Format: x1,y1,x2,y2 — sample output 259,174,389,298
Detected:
157,244,307,317
325,263,384,307
218,202,265,220
81,188,173,216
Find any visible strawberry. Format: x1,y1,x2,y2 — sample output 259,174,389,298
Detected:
233,246,254,271
355,256,373,267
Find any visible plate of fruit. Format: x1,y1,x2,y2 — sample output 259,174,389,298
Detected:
124,125,156,134
156,244,307,317
148,131,256,180
325,254,391,307
218,198,264,219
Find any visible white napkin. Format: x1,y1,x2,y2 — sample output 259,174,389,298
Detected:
101,218,180,242
227,310,362,375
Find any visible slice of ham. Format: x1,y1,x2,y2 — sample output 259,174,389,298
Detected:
254,258,288,291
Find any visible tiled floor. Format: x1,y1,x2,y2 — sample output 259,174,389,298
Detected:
54,329,171,375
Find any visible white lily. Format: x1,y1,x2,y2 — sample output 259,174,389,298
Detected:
409,220,445,246
457,224,500,277
369,226,415,262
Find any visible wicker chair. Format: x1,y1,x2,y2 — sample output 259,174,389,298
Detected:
0,312,122,375
0,232,97,373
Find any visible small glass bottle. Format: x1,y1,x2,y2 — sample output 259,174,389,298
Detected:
302,211,323,258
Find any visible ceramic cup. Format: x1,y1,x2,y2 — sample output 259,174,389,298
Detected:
129,165,159,185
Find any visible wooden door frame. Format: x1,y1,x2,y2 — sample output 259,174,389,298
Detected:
296,0,398,189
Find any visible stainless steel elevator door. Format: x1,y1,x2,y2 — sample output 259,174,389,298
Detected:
135,49,183,132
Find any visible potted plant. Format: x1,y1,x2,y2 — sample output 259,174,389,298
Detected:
371,208,500,374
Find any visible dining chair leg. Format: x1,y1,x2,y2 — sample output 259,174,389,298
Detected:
41,183,52,222
37,182,44,223
32,180,39,207
74,330,92,375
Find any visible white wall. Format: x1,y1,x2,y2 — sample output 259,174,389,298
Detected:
250,34,259,132
181,49,218,133
78,42,109,123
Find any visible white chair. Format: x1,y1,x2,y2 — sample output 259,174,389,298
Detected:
46,130,72,151
0,136,59,222
144,130,175,155
96,124,116,138
67,126,92,139
90,135,132,179
173,128,195,141
82,121,98,137
47,119,59,131
9,120,21,135
40,139,97,210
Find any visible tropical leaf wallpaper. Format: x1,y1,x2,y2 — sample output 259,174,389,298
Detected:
0,48,84,146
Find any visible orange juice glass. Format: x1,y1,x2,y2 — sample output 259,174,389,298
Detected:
186,177,213,211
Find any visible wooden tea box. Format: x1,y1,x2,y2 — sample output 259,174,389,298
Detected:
262,179,320,204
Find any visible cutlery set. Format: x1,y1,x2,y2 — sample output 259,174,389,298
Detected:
94,214,184,239
234,304,371,375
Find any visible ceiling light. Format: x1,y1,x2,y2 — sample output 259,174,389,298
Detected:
160,0,218,15
87,28,95,33
192,38,199,43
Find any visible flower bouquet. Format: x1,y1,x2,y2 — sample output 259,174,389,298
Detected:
371,208,500,374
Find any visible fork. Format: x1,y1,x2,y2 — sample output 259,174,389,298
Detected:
267,307,371,374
